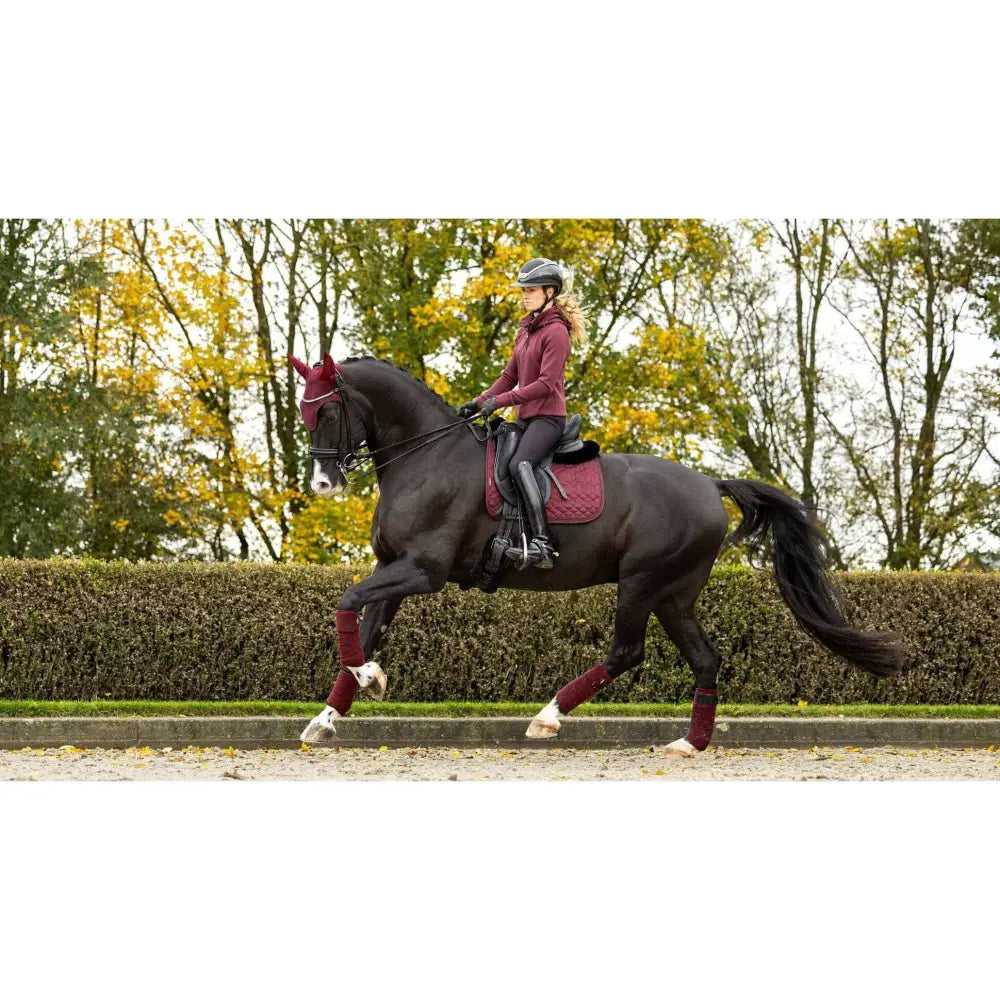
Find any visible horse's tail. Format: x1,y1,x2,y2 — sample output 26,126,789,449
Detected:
715,478,903,677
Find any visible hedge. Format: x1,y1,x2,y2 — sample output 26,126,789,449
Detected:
0,559,997,704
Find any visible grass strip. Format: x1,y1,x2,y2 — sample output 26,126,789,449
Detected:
1,701,999,719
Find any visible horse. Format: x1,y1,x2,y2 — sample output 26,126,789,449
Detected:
289,352,902,755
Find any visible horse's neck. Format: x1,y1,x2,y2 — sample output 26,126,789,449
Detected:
346,363,461,471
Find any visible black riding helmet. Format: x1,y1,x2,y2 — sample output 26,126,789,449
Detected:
512,258,564,295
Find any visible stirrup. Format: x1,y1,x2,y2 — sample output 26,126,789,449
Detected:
526,536,557,570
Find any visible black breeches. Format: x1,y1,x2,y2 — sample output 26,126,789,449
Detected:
510,416,566,470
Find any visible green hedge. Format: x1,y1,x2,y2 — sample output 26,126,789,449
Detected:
0,559,996,704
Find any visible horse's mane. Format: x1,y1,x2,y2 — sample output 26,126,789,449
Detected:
341,356,457,414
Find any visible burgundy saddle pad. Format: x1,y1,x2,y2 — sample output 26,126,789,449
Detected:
484,437,605,524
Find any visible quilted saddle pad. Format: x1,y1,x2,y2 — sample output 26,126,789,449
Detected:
484,437,605,524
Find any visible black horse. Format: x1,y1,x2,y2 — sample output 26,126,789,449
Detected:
290,353,902,754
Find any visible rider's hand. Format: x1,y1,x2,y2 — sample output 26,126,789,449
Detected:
457,399,481,419
479,396,499,419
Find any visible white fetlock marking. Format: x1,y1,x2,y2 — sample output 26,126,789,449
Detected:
300,705,340,742
664,736,698,758
537,698,561,726
347,660,379,688
525,697,562,739
347,660,387,700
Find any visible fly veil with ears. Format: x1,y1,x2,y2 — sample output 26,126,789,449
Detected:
289,352,343,431
288,352,367,478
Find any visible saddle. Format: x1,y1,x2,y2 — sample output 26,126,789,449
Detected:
461,417,604,594
492,414,599,507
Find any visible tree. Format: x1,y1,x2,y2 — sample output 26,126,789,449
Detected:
822,219,993,568
0,219,103,556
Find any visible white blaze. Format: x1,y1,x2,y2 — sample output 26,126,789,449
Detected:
311,460,332,493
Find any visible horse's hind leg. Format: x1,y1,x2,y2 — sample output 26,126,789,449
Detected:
526,584,652,739
654,603,722,757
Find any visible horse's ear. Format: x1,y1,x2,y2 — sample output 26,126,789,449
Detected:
321,352,337,379
289,355,311,379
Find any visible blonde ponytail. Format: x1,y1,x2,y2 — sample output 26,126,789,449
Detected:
554,293,589,349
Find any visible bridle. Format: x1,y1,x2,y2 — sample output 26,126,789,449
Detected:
307,371,490,486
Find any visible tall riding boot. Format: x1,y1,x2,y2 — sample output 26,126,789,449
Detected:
515,461,557,569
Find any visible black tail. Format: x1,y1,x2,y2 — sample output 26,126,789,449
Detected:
716,478,903,677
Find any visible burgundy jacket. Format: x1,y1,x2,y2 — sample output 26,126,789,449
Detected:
476,306,571,419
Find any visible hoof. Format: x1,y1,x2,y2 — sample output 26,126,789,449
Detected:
525,719,560,739
300,706,339,743
663,737,698,759
526,699,561,739
350,661,387,701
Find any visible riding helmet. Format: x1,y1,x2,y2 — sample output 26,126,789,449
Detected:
512,258,564,295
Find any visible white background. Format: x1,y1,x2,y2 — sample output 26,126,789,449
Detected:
2,3,999,998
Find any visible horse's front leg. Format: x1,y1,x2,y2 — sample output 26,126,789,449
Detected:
300,558,443,743
350,595,404,701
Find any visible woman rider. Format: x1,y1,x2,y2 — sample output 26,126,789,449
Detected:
458,258,588,569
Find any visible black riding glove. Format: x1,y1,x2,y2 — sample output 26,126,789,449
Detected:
479,396,500,419
457,399,481,419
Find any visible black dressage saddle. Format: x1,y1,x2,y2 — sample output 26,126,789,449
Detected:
491,414,599,508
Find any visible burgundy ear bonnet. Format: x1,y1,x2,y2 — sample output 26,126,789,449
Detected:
289,353,342,430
